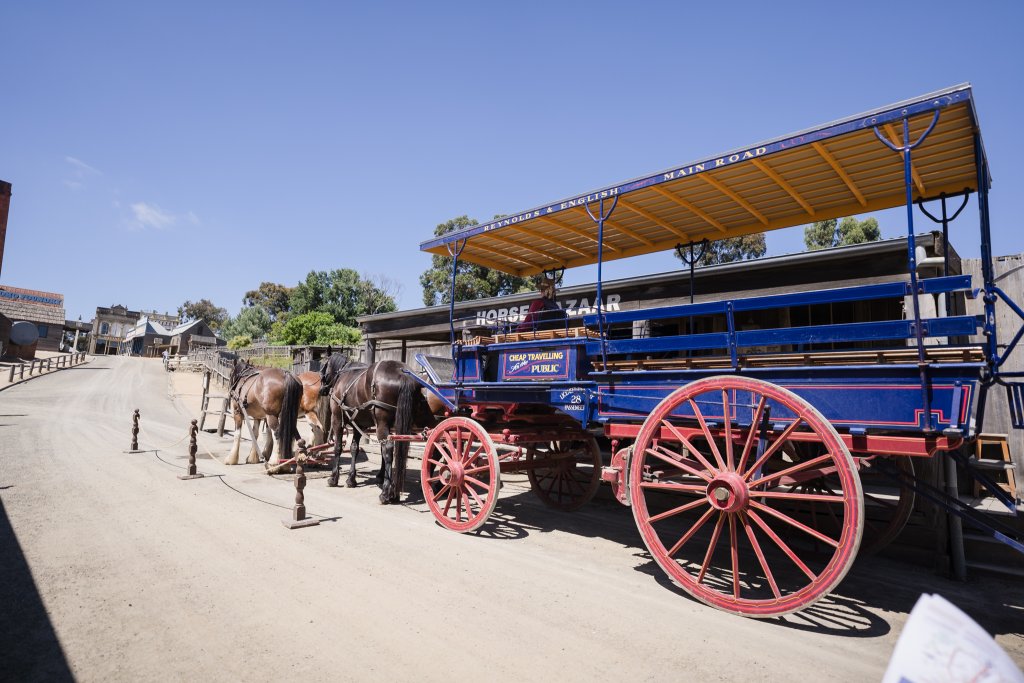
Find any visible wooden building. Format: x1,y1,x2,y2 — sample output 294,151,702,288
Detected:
0,285,67,354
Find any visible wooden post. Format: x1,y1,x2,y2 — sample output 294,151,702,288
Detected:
129,409,141,452
179,420,205,480
283,438,319,529
7,366,13,382
198,370,211,432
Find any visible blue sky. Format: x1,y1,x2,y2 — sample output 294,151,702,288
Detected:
2,1,1022,323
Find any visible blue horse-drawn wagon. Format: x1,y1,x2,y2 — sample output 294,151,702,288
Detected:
410,84,1022,617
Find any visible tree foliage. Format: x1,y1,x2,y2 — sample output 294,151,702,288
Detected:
227,334,253,350
804,217,881,250
673,234,767,267
243,282,292,321
419,215,535,306
289,269,397,326
273,311,361,346
220,305,272,342
177,299,228,331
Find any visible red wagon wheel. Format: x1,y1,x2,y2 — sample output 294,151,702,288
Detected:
421,417,500,533
526,435,602,511
629,376,863,618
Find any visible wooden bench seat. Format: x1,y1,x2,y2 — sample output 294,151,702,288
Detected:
463,326,600,346
593,346,985,372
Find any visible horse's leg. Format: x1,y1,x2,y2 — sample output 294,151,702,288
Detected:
266,415,282,466
256,418,273,461
346,426,361,488
376,412,395,504
327,408,344,487
225,404,243,465
307,411,326,447
245,418,263,464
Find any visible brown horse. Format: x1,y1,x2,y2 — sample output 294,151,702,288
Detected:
319,354,436,503
225,358,305,467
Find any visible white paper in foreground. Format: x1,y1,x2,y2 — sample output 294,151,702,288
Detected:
882,593,1023,683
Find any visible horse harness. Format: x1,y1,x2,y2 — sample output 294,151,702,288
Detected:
329,363,398,439
230,365,262,410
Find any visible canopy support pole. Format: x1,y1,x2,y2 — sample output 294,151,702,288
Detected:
874,111,940,432
585,196,619,372
918,191,971,316
447,238,467,386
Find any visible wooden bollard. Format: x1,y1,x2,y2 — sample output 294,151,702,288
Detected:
128,409,142,452
178,419,205,480
283,438,319,529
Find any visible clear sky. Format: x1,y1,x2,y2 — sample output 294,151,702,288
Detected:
2,1,1022,323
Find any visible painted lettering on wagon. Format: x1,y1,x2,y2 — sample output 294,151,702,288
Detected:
503,350,568,377
662,146,768,181
471,293,620,327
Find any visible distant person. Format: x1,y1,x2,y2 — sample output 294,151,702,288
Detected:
162,349,169,369
518,276,565,332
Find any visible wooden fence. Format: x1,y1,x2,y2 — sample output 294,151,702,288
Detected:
6,352,87,383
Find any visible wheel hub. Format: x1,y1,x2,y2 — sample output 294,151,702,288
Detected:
439,462,464,487
706,472,749,513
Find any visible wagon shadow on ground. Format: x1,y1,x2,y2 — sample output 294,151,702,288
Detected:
397,469,1024,640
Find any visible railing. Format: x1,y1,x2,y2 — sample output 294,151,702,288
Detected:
6,352,88,383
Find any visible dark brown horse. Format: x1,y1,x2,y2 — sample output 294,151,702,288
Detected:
226,357,304,467
319,354,436,503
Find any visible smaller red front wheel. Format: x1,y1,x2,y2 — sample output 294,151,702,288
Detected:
421,417,500,533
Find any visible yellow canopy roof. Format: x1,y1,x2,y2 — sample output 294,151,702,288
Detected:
421,84,985,276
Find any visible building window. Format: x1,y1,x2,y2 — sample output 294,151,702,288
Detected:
38,325,48,338
100,322,110,335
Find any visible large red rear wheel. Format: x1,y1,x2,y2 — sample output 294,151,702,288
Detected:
421,417,500,533
629,376,863,617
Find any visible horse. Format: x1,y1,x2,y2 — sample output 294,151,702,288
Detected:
225,357,306,467
319,354,436,503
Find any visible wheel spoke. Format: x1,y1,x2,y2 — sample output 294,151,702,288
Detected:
722,389,734,471
736,395,767,475
464,475,492,493
688,398,726,471
464,443,486,466
646,447,713,481
648,497,709,524
432,482,451,502
750,500,840,548
741,514,781,599
442,486,455,515
667,506,717,557
729,514,740,599
455,488,463,522
640,481,707,493
464,482,485,511
697,513,726,584
464,464,492,476
747,509,817,581
748,453,834,488
741,418,806,481
660,420,720,475
751,491,845,504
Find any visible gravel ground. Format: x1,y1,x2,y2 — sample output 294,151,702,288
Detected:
1,355,1021,682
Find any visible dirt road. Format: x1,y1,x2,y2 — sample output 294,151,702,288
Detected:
2,356,1021,681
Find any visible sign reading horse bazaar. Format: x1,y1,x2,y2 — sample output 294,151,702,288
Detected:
473,293,621,327
500,348,576,381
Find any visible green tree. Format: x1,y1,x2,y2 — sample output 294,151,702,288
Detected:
177,299,228,331
804,217,881,250
227,334,253,350
220,305,272,342
276,311,360,346
674,233,767,267
290,269,397,326
243,282,292,321
419,215,534,306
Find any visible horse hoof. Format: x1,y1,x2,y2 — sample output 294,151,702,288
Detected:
327,476,339,488
345,478,357,488
379,492,391,505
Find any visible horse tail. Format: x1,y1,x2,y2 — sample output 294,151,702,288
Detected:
392,374,417,496
278,372,303,462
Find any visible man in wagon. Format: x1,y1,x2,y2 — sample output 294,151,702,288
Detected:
517,275,565,333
